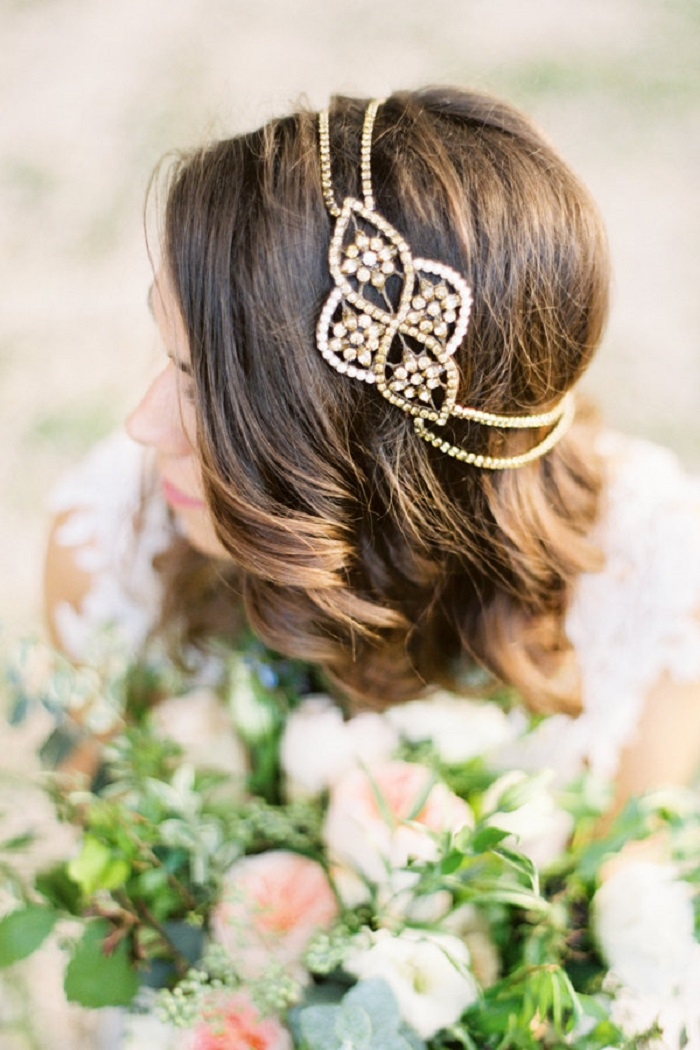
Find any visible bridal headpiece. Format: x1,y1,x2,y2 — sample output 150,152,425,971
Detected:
315,99,574,470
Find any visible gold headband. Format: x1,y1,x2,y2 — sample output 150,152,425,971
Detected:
315,99,574,469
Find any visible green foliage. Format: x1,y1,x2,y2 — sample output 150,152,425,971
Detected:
3,632,699,1045
0,636,334,1010
67,835,130,896
34,864,82,914
0,905,58,967
63,920,140,1007
428,820,546,916
295,980,426,1050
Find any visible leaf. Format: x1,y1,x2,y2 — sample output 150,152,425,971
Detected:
67,836,130,896
470,825,511,853
298,981,426,1050
299,1003,342,1050
161,920,204,965
0,905,58,967
575,992,614,1023
468,884,550,913
8,692,29,726
440,849,465,875
336,1003,372,1047
35,863,82,914
64,920,139,1007
344,979,402,1036
0,830,35,852
39,725,82,768
492,845,539,891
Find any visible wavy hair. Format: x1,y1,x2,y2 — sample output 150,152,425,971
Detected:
159,87,609,715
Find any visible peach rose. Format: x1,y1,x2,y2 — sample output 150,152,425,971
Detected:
211,851,339,981
184,990,291,1050
324,760,473,884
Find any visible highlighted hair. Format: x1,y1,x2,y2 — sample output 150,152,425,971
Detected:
160,88,609,715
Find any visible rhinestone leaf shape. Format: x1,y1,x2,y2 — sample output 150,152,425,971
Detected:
316,198,472,424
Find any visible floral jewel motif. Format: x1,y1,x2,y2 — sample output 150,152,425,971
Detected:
339,230,397,289
316,194,472,427
316,100,575,469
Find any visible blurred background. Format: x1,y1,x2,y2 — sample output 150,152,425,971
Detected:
1,0,699,1044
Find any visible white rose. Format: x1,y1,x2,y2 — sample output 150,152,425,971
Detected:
482,769,573,869
386,692,516,765
151,689,247,778
605,949,700,1049
280,696,398,798
346,928,478,1039
606,980,675,1049
593,861,697,999
374,869,453,926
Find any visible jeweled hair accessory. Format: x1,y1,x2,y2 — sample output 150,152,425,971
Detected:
316,99,574,469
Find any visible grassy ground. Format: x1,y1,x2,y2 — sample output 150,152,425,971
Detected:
1,0,699,1045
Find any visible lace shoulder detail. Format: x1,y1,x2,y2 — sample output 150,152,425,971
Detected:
493,434,700,784
566,433,700,779
49,432,176,660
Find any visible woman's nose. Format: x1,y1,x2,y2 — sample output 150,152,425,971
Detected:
125,365,192,456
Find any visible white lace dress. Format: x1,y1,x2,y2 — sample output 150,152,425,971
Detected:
49,428,700,1049
51,428,700,786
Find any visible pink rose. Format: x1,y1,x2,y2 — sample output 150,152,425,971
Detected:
186,990,291,1050
211,851,339,980
324,760,473,884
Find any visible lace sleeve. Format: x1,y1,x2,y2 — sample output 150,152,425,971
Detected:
491,434,700,786
565,433,700,780
48,431,176,661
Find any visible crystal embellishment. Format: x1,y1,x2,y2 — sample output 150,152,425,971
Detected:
315,100,574,469
316,190,472,425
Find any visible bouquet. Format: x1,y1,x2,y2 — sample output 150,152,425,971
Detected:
2,634,700,1050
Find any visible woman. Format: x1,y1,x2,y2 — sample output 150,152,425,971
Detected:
45,88,700,808
38,84,700,1050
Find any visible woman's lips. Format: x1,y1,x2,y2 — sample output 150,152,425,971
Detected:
161,478,206,509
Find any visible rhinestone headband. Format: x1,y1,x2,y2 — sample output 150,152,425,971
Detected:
315,99,574,469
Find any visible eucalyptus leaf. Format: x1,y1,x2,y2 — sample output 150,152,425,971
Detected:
300,1003,341,1050
161,919,204,964
335,1003,372,1047
297,980,426,1050
343,979,403,1036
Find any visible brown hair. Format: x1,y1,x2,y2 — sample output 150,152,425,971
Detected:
160,87,609,715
